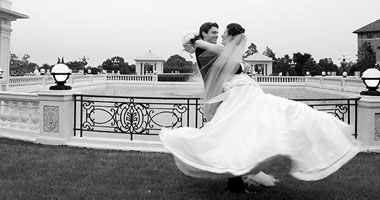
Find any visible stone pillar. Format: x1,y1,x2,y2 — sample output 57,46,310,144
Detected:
0,18,12,90
36,91,75,145
0,79,6,91
357,95,380,152
0,1,28,91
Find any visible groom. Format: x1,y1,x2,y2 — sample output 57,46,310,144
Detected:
194,22,249,194
194,22,219,79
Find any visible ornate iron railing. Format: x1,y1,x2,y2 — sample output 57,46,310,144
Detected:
73,94,205,140
292,98,360,138
73,95,359,140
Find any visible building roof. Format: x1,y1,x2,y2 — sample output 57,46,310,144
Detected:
134,50,165,61
244,53,273,62
353,19,380,33
0,7,28,20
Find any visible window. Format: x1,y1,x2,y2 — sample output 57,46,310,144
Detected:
377,32,380,37
367,32,374,38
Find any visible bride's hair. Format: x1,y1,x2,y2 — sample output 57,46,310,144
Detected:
226,23,245,36
203,23,247,120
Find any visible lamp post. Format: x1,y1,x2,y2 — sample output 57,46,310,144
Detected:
338,54,350,77
40,68,45,75
112,58,120,74
360,68,380,96
49,63,72,90
0,68,3,79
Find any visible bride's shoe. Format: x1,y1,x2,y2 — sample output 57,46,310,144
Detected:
243,171,279,187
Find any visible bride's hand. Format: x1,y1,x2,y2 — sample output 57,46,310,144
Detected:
183,43,195,54
183,32,199,47
182,31,199,54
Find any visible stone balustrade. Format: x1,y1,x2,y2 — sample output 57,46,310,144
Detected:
252,76,306,85
106,74,157,82
0,92,40,141
4,75,366,93
306,76,365,93
0,74,379,152
8,76,54,89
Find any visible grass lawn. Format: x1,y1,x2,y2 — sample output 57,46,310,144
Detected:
0,137,379,200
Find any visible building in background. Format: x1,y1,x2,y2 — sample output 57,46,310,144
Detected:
134,50,164,75
0,0,28,89
353,19,380,63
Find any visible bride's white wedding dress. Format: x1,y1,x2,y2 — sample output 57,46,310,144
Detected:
160,73,361,182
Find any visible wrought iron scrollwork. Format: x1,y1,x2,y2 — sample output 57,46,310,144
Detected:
74,95,359,140
334,104,348,121
76,96,203,137
83,101,95,131
113,99,150,134
197,106,206,128
172,104,187,127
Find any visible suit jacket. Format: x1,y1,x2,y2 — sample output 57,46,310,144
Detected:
195,47,218,80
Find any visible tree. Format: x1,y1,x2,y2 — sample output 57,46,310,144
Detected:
164,54,194,73
98,56,135,74
40,63,54,74
317,58,338,74
263,46,276,60
293,52,311,76
125,63,136,74
274,54,295,76
356,41,376,73
243,43,258,58
66,60,87,73
21,54,31,65
9,53,39,76
302,58,320,76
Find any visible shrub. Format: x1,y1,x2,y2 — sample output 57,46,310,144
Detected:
158,73,193,82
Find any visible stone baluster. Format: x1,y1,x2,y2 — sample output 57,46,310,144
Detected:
15,101,23,129
9,100,18,129
1,100,11,127
30,101,40,132
19,101,29,130
0,100,5,127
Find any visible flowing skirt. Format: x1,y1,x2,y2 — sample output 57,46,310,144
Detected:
160,74,361,181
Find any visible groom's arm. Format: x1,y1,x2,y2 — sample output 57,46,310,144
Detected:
195,40,223,55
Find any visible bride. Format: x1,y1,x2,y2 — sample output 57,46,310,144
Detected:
160,23,361,190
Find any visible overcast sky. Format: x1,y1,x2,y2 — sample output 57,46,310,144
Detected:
9,0,380,67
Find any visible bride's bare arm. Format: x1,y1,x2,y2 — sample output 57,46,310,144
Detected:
195,40,224,55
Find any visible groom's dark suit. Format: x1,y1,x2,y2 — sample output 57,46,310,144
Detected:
196,47,242,79
195,48,217,79
195,47,246,193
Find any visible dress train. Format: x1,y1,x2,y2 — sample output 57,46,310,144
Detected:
160,74,361,181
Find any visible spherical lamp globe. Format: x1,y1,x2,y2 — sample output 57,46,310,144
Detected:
360,68,380,96
49,63,72,90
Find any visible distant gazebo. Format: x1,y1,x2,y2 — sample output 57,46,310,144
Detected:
134,50,165,75
244,53,273,76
